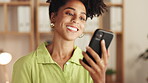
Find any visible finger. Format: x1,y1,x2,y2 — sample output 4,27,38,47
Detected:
85,47,105,70
82,52,99,69
96,59,105,70
86,46,101,65
79,59,96,74
86,46,105,70
101,40,108,65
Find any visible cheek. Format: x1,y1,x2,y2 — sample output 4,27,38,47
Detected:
81,22,86,30
79,24,85,35
56,15,71,25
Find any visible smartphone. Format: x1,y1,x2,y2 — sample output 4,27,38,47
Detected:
82,29,114,66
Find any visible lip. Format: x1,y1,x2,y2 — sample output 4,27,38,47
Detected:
66,25,79,32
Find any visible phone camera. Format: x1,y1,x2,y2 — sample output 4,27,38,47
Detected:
99,34,103,38
96,32,103,39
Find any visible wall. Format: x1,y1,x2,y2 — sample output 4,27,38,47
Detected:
0,0,148,83
0,36,30,83
124,0,148,83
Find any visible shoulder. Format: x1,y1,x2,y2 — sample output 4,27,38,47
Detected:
74,46,84,56
13,42,49,68
13,51,36,69
12,51,38,83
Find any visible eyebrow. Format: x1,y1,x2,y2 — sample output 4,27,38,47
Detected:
64,7,86,15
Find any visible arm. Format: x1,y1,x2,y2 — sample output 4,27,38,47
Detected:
80,40,110,83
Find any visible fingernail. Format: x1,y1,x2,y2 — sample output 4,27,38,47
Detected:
86,46,90,49
102,39,105,44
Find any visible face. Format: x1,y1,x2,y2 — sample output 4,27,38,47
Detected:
51,0,86,41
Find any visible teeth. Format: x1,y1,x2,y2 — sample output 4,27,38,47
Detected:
67,26,78,31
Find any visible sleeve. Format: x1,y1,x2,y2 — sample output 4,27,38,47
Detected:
11,58,32,83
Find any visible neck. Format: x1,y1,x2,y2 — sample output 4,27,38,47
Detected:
49,40,74,59
46,34,75,69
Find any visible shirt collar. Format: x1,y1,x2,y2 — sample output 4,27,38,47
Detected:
36,42,83,65
68,46,83,65
36,42,55,64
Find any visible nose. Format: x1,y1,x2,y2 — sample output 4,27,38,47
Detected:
71,15,79,24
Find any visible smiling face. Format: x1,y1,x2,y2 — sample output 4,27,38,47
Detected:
50,0,86,41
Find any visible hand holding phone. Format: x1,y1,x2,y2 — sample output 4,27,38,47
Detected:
82,29,114,66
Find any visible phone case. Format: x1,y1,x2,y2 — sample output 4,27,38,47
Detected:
82,29,114,66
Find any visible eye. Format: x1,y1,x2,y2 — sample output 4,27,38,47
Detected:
80,16,86,21
65,12,74,16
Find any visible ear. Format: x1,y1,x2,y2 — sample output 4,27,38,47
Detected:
50,12,56,23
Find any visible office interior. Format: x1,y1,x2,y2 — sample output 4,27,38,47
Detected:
0,0,148,83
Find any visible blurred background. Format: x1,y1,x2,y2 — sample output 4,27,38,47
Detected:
0,0,148,83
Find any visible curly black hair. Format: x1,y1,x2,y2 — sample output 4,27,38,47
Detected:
46,0,107,19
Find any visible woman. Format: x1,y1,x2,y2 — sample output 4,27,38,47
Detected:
12,0,109,83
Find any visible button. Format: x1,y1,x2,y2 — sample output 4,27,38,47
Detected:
66,62,70,65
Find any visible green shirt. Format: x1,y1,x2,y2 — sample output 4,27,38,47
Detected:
12,42,93,83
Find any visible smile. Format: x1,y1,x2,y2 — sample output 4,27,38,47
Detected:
66,26,78,32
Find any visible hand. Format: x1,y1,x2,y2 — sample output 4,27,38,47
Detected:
80,40,110,83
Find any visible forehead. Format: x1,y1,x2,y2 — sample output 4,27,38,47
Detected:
60,0,86,13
